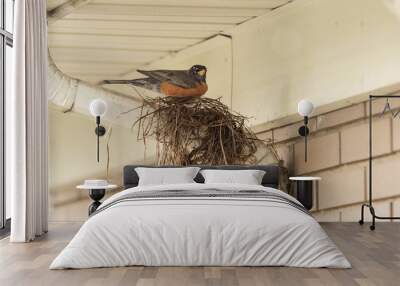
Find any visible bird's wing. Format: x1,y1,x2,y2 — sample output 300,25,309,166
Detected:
137,69,197,88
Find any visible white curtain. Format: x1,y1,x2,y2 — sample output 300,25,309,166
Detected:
8,0,48,242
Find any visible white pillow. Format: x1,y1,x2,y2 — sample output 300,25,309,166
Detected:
200,169,266,185
135,167,200,186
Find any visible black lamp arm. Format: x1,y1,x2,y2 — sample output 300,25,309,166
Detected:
304,116,308,126
305,116,308,162
94,116,107,163
297,116,309,162
96,116,100,162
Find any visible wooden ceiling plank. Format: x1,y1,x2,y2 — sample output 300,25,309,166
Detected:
48,29,209,39
48,32,199,51
49,33,201,45
64,13,250,24
49,45,184,53
75,4,269,17
51,19,235,31
90,0,290,9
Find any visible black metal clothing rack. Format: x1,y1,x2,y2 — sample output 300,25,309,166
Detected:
359,95,400,230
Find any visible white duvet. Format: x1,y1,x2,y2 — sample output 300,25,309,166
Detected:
50,183,351,269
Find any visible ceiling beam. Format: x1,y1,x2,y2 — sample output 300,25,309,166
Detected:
47,0,92,24
49,33,201,46
74,4,269,17
48,26,214,39
65,14,250,24
92,0,290,9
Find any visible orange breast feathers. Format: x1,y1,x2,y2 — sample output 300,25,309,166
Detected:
160,81,208,97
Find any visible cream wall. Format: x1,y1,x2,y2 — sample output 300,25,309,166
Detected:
231,0,400,125
48,104,155,206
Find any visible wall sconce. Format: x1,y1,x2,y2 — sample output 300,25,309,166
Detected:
297,99,314,162
89,99,107,162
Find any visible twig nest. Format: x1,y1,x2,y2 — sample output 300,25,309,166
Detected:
133,96,261,166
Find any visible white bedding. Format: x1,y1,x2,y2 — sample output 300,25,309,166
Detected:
50,183,351,269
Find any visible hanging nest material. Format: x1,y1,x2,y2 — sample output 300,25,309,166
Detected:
132,96,268,166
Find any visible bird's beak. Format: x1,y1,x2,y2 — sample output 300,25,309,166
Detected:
198,69,206,77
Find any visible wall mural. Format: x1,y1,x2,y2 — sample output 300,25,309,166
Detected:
102,65,278,166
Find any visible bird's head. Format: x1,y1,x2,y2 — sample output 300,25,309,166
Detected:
190,65,207,82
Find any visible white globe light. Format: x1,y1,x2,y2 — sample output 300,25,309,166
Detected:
297,100,314,117
89,99,107,117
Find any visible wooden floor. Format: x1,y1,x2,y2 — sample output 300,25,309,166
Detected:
0,223,399,286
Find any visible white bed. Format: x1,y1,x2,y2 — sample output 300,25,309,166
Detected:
50,183,351,269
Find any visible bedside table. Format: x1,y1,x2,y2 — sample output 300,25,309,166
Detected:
77,183,118,215
289,177,321,210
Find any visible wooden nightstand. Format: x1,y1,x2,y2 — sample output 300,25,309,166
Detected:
77,183,118,215
289,177,321,210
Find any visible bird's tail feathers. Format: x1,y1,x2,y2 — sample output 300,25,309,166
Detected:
101,78,160,92
101,79,133,85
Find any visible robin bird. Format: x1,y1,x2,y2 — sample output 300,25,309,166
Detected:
101,65,208,97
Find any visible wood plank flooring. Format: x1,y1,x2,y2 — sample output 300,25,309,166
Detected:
0,222,399,286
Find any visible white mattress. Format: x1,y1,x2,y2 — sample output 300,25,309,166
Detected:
50,183,350,269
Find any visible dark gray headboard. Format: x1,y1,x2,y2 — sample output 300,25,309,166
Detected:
123,164,281,189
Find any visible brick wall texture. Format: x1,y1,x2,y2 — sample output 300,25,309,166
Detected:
256,99,400,222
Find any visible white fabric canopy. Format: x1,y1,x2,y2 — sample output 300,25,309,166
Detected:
8,0,48,242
